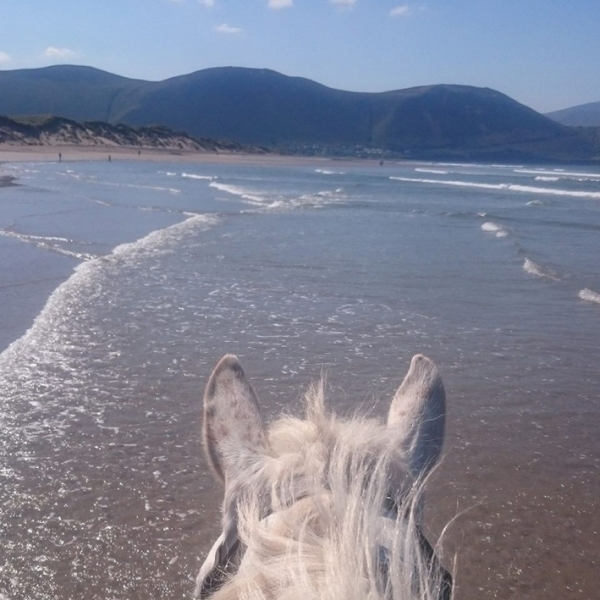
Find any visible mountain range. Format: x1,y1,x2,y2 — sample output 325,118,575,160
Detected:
545,101,600,127
0,65,598,162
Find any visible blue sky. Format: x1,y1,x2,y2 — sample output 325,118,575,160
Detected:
1,0,598,113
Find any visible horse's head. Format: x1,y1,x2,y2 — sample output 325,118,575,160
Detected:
196,354,452,600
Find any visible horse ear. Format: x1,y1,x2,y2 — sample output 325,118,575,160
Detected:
203,354,265,481
388,354,446,477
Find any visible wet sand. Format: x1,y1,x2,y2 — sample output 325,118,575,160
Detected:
0,143,361,168
428,402,599,600
0,143,236,163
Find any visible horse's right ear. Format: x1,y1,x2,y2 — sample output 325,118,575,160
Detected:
203,355,265,482
388,354,446,477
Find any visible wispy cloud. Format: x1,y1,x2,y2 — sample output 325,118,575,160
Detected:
43,47,78,61
215,23,243,34
330,0,357,6
390,5,411,17
267,0,293,8
169,0,216,5
0,51,11,64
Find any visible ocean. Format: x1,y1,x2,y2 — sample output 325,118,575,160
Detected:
0,157,598,599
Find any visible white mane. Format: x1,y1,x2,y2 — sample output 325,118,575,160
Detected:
196,355,452,600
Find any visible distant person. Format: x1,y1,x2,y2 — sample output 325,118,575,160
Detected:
108,155,111,162
58,152,62,162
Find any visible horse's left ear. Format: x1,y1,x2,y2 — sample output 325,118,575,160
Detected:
388,354,446,477
203,354,265,482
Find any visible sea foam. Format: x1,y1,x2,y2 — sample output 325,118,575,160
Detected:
0,213,218,365
209,181,267,205
578,288,600,305
481,222,508,237
182,173,214,181
93,181,181,194
523,259,559,281
0,230,97,261
414,168,449,174
516,168,600,181
390,176,600,199
315,169,346,175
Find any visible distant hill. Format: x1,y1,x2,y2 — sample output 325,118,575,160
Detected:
0,115,257,153
546,101,600,127
0,65,599,162
0,66,143,123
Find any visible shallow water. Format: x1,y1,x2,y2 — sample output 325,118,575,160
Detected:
0,159,598,599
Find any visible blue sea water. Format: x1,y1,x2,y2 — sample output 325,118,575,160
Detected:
0,158,598,599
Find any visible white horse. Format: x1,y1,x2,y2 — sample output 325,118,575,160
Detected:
195,354,452,600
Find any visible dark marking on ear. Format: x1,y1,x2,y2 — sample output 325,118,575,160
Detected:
202,354,265,482
230,360,246,380
206,371,219,400
205,355,244,399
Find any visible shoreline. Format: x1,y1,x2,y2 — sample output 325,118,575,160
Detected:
3,144,599,170
0,144,389,168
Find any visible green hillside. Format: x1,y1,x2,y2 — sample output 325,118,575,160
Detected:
0,66,142,122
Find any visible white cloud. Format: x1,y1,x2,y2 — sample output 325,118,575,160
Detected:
267,0,293,8
0,51,11,64
330,0,357,6
215,23,243,34
390,5,411,17
198,0,215,6
43,47,77,61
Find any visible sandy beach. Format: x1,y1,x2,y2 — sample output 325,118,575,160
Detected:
0,144,249,164
0,143,366,168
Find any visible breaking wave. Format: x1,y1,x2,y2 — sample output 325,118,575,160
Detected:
0,213,218,365
315,169,346,175
390,176,600,199
209,181,268,205
516,169,600,181
182,173,215,181
211,180,347,212
414,168,449,174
